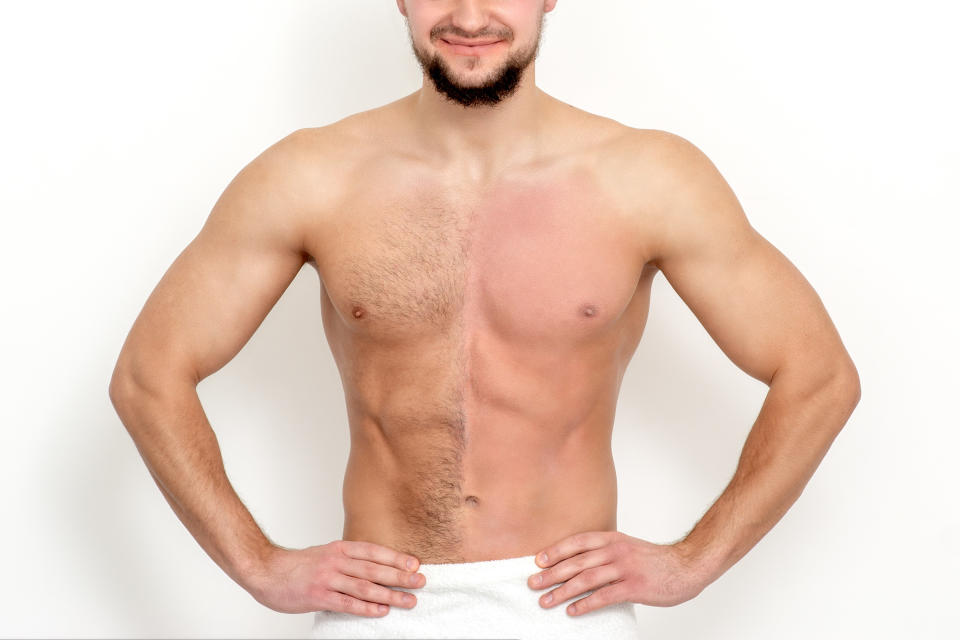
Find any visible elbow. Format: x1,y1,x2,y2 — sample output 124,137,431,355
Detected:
109,356,198,414
108,364,137,412
773,356,861,412
831,351,861,408
842,367,861,408
822,361,862,422
108,357,156,412
109,343,190,401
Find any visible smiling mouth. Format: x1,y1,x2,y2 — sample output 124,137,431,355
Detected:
442,38,501,45
439,38,505,55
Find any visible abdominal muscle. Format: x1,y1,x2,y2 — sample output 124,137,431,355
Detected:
338,369,622,564
328,285,639,563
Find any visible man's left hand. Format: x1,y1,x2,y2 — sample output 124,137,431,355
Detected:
528,531,706,615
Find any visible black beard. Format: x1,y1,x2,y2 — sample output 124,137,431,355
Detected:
407,16,545,109
421,49,529,108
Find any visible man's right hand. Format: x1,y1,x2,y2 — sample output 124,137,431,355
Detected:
246,540,426,617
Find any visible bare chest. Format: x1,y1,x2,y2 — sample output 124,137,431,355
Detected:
309,167,647,343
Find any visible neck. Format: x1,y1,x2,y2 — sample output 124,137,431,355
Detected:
405,65,552,181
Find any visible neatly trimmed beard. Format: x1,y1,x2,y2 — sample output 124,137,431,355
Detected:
407,18,543,108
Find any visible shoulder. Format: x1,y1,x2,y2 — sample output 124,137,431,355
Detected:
212,124,370,267
604,126,716,188
588,124,712,206
268,123,366,185
602,127,752,268
256,121,374,215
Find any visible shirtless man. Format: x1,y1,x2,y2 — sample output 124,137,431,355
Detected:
109,1,861,637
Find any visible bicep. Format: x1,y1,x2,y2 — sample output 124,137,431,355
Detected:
647,134,854,387
116,130,315,388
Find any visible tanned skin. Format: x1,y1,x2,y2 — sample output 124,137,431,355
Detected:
110,0,860,621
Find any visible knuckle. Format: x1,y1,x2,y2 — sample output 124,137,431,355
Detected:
578,567,598,583
572,595,593,613
316,566,337,586
307,582,328,601
362,582,381,600
326,552,344,572
563,576,584,594
335,592,353,612
354,601,371,617
310,587,331,610
606,582,627,603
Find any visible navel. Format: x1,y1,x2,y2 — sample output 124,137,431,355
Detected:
464,495,480,506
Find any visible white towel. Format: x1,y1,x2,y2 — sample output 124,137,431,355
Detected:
309,553,642,639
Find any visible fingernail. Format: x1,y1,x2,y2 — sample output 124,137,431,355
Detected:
543,593,553,605
378,604,388,613
406,558,416,570
538,552,548,565
532,574,542,586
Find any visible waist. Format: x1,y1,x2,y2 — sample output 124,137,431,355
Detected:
342,466,618,562
402,554,541,590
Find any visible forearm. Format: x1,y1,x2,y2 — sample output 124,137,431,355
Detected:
675,367,860,584
110,374,277,590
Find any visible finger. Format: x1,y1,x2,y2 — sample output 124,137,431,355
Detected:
340,540,420,572
331,573,419,610
322,589,391,618
529,546,612,590
538,563,620,610
565,581,629,617
535,531,613,568
339,557,425,591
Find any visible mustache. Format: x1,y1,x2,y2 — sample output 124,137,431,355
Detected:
431,27,511,41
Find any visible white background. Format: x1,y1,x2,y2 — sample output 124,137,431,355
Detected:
2,1,958,637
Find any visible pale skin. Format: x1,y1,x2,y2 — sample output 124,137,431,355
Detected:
109,0,860,623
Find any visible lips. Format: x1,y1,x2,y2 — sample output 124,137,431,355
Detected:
441,38,502,46
438,38,505,56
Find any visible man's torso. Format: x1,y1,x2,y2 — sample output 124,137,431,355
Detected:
298,95,662,562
